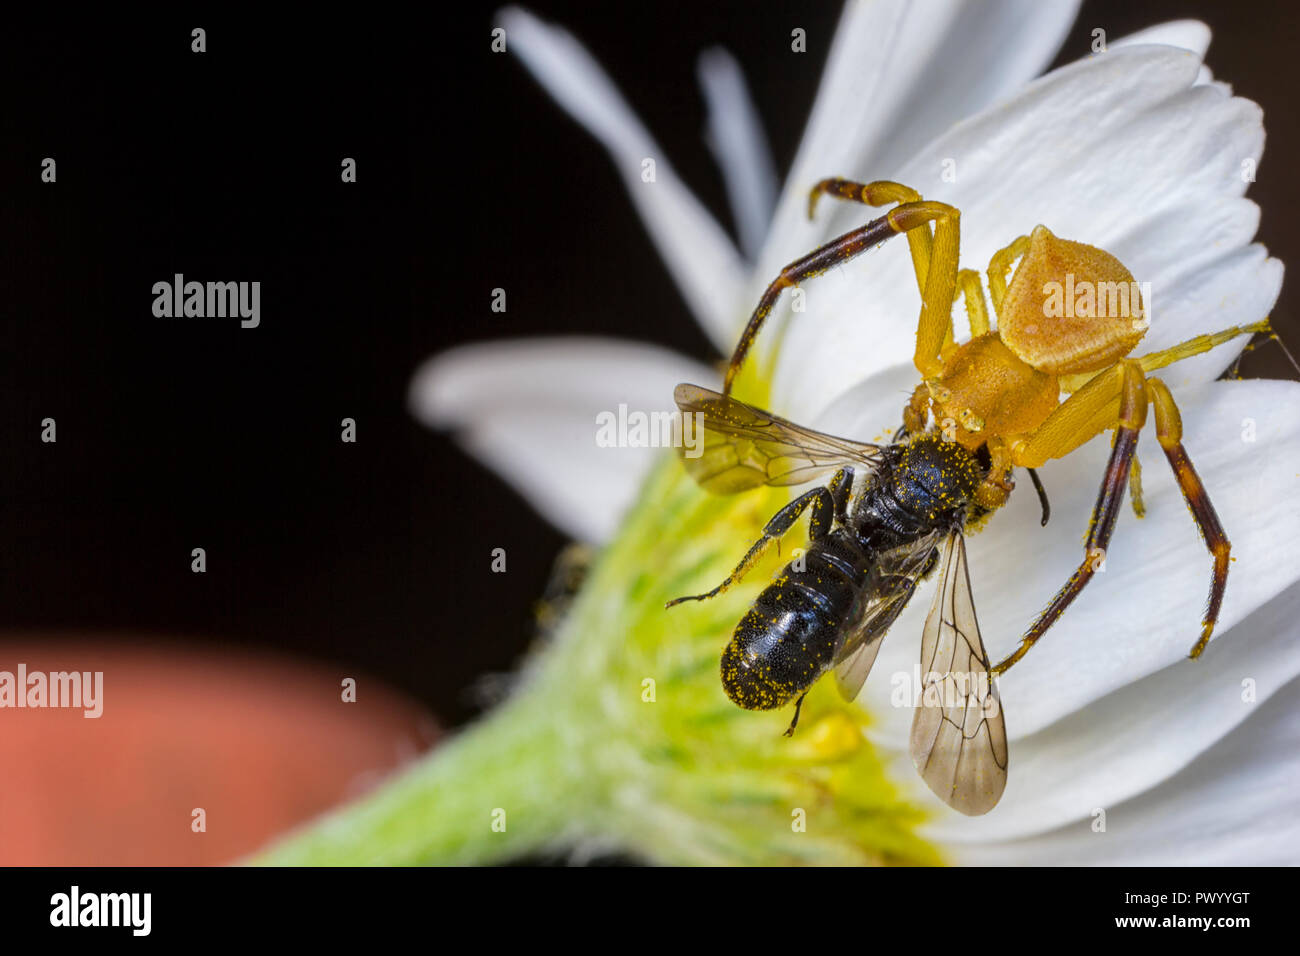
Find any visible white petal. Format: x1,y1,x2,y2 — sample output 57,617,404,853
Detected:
951,672,1300,864
697,48,778,261
1110,20,1227,94
813,361,925,444
756,0,950,286
759,0,1079,283
917,579,1300,842
863,377,1300,743
410,337,715,542
1133,245,1282,388
497,7,747,349
749,1,1078,404
770,45,1274,422
1111,19,1210,56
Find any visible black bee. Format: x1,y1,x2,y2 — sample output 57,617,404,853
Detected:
666,384,1008,814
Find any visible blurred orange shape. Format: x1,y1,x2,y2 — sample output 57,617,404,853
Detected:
0,638,440,865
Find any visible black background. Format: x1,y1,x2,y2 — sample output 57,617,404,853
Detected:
1,1,1296,728
6,865,1277,941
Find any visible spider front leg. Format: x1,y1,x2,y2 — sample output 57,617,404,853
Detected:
955,268,991,340
997,357,1236,673
723,185,961,392
811,179,986,350
1146,378,1230,658
993,361,1148,674
665,469,851,608
987,234,1030,319
808,179,934,293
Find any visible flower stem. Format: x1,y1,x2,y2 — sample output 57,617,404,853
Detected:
251,681,590,866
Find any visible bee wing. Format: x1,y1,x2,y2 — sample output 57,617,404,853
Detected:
832,531,943,702
831,632,887,704
909,530,1008,815
674,383,883,494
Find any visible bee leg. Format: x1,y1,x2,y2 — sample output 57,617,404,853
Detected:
1147,379,1230,658
829,466,854,525
665,485,836,608
993,362,1148,675
782,692,809,737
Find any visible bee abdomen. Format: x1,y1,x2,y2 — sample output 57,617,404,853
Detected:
721,535,869,711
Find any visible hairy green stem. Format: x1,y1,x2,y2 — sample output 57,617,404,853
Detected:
253,679,591,865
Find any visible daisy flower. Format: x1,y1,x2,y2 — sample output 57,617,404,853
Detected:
259,1,1299,865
